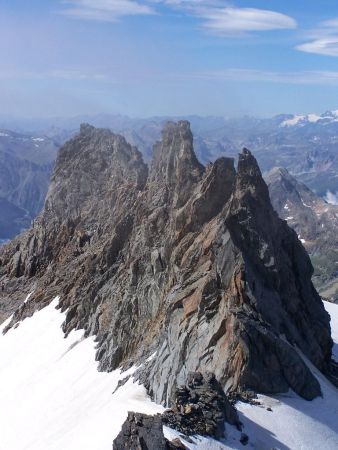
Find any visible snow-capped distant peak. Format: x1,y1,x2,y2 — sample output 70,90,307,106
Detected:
32,137,45,142
281,115,306,127
307,113,322,123
280,110,338,127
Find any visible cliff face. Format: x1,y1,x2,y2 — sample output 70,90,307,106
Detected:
0,122,336,403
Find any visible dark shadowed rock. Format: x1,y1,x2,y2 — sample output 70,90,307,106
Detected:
240,433,249,445
113,372,239,448
162,372,241,438
112,412,191,450
112,412,168,450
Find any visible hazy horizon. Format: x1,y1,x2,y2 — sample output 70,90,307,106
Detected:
1,108,338,123
2,1,338,118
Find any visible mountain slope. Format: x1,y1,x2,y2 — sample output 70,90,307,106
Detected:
0,297,164,450
0,122,335,406
0,293,337,449
0,129,59,239
266,167,338,300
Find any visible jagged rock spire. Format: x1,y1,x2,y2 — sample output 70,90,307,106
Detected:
149,121,204,208
0,122,335,406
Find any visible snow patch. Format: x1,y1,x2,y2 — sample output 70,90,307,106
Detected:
280,110,338,127
0,298,163,450
308,113,321,123
324,301,338,360
297,234,306,244
23,292,33,304
325,190,338,205
301,199,312,208
281,115,306,127
163,426,241,449
234,301,338,450
146,351,157,363
1,298,338,450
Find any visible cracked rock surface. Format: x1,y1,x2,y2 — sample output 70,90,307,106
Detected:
0,121,336,403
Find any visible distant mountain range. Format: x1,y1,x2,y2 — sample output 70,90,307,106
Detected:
0,129,59,239
2,109,338,237
280,110,338,127
266,167,338,302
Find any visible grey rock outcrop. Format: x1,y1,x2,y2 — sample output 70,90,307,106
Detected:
162,372,240,438
113,372,240,449
0,122,336,405
112,412,191,450
112,412,169,450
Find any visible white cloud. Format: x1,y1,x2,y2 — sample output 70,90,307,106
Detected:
297,38,338,57
58,0,297,37
198,7,296,36
58,0,155,21
157,2,296,36
297,17,338,57
321,18,338,28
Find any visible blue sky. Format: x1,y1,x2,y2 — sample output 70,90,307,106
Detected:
2,1,338,118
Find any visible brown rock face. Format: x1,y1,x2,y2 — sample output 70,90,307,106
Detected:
0,121,335,404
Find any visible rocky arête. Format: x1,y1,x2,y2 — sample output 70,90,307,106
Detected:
0,121,336,410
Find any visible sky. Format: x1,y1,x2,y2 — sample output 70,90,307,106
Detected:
2,1,338,118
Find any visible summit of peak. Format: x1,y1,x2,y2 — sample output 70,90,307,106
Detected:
0,120,334,418
79,123,95,134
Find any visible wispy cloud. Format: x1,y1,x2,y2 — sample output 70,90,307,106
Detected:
0,67,108,81
58,1,297,37
58,0,155,22
296,18,338,57
195,6,296,36
6,65,338,87
191,68,338,85
297,39,338,57
158,1,296,36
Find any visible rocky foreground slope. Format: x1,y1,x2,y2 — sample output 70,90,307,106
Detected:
0,122,337,408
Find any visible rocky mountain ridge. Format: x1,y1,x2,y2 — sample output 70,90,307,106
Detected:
5,109,338,244
0,128,59,239
267,167,338,301
0,122,336,408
